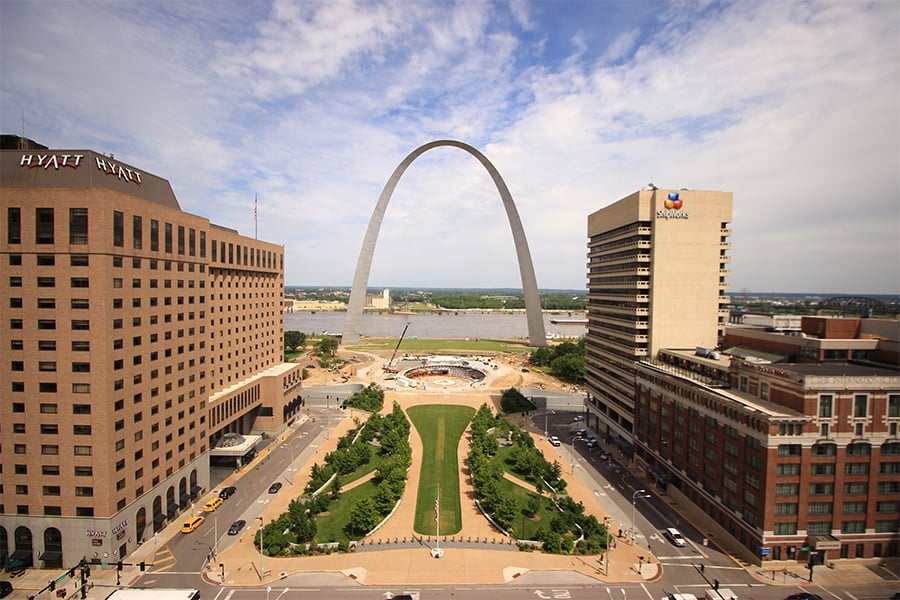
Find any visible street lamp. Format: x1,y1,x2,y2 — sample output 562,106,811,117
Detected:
604,516,613,576
257,517,265,581
631,489,650,544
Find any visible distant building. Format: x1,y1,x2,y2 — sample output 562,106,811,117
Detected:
584,187,733,450
365,288,390,310
634,317,899,564
0,137,303,569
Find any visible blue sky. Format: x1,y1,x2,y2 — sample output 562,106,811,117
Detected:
2,0,898,294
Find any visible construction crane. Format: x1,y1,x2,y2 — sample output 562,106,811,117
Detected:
384,322,410,373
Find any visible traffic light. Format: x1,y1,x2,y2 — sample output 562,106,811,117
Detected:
139,561,145,571
117,561,123,571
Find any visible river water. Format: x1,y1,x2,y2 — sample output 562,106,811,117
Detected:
283,311,586,340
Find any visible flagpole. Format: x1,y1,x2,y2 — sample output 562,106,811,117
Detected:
436,483,440,550
254,194,258,240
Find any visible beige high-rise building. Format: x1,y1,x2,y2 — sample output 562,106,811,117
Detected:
0,137,303,569
584,187,733,449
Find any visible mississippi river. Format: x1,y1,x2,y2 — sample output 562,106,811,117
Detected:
284,311,586,340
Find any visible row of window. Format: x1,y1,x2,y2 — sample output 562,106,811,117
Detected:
10,361,90,372
6,207,281,269
775,501,898,515
4,485,93,496
776,481,900,496
773,520,899,535
775,462,900,475
10,424,92,434
778,441,900,456
7,505,95,517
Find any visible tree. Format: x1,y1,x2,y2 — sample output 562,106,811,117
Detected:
348,497,379,537
550,353,585,383
284,331,307,352
316,335,339,356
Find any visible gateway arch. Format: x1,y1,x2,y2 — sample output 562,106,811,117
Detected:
342,140,547,346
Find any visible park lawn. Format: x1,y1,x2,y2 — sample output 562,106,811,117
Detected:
407,405,476,536
312,479,379,544
493,476,557,541
347,337,531,354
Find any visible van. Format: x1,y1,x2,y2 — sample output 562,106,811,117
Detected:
203,497,223,512
703,589,736,600
181,516,205,533
661,594,697,600
665,527,686,546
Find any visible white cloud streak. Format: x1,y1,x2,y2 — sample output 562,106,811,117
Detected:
1,0,897,294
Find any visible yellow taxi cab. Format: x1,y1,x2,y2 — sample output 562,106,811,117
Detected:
203,497,223,513
181,515,205,533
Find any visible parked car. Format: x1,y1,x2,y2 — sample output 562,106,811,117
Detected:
784,594,822,600
181,515,205,533
268,482,282,494
219,486,237,499
573,415,584,422
585,437,598,448
227,519,247,536
664,527,687,547
574,428,588,437
549,436,561,447
600,451,612,461
203,497,223,512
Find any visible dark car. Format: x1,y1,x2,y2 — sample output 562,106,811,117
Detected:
227,519,246,536
268,482,282,494
0,581,12,599
219,486,237,499
784,594,823,600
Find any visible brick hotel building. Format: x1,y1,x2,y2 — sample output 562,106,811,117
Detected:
585,186,899,564
0,136,303,569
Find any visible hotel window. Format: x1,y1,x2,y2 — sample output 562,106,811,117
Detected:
809,502,833,515
37,254,55,265
847,442,870,456
10,318,23,329
113,210,124,246
133,215,142,249
74,445,92,456
875,520,900,533
199,231,206,258
775,503,798,516
777,444,802,456
71,255,89,266
760,382,769,401
10,276,22,287
10,339,23,350
845,463,869,475
10,298,23,308
150,219,159,251
71,277,89,288
40,444,57,455
809,483,834,495
177,226,185,254
72,320,90,330
37,277,55,287
8,207,21,243
819,394,833,418
72,362,91,373
854,394,868,418
36,207,54,243
812,443,835,456
42,465,60,476
38,319,56,329
775,483,799,496
845,482,868,494
72,383,90,393
9,253,22,265
38,361,57,372
888,395,900,418
69,208,88,244
41,424,58,434
881,462,900,474
189,228,196,256
842,521,865,534
773,522,797,535
843,501,867,514
165,223,173,253
71,298,89,309
808,521,831,535
812,463,835,475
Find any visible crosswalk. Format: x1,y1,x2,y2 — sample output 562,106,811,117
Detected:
149,545,176,572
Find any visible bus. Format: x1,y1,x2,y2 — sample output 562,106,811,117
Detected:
106,589,200,600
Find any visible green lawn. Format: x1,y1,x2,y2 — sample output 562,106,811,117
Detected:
313,479,379,543
407,405,476,535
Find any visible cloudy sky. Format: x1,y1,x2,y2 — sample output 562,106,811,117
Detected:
2,0,898,294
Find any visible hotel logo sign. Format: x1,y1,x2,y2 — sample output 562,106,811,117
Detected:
657,192,689,219
19,153,144,185
20,153,85,170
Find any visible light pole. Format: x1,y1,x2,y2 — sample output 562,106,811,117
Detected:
571,436,586,474
604,516,613,576
631,489,650,544
213,511,218,559
257,517,264,581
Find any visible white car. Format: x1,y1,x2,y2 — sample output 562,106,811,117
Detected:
573,415,584,422
665,527,686,547
549,436,561,446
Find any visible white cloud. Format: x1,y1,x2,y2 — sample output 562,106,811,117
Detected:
1,0,897,294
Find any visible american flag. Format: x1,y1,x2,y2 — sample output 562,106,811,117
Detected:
434,493,439,522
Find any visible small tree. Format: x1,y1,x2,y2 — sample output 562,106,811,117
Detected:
284,330,307,352
316,336,339,356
